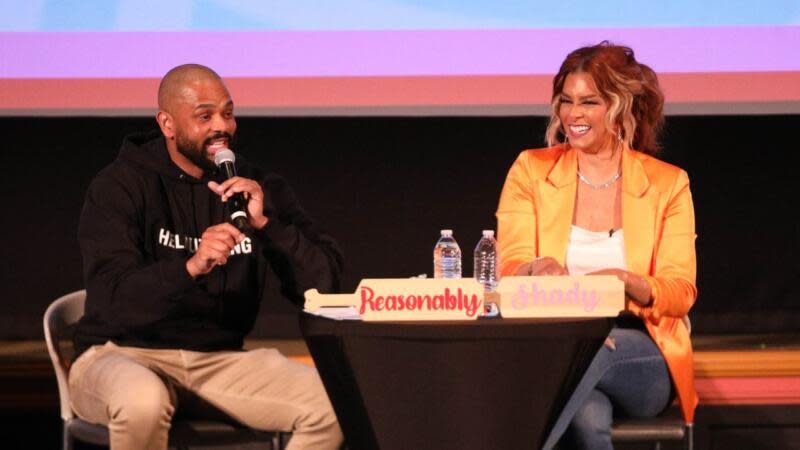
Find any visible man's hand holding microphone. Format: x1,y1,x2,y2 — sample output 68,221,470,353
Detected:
186,149,268,278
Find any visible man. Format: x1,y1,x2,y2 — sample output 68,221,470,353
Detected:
70,64,344,450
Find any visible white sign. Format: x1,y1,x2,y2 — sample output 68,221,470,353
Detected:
497,276,624,318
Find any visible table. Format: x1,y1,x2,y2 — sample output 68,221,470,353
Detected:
300,313,613,450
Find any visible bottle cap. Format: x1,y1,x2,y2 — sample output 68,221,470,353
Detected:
482,230,495,237
440,229,453,236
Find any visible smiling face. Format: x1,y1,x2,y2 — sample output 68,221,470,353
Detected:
557,72,613,155
157,69,236,177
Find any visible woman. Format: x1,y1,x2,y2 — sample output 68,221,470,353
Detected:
496,42,697,450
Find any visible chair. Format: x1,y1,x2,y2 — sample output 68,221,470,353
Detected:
44,289,284,450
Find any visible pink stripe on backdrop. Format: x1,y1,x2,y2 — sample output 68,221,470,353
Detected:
695,376,800,405
2,27,799,79
1,72,799,112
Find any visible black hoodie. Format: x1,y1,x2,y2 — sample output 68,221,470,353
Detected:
74,130,343,355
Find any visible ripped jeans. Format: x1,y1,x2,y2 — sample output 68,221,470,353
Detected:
542,326,673,450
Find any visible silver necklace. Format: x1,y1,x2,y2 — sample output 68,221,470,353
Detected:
577,171,621,190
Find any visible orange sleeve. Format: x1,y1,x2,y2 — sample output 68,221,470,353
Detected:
496,151,537,277
629,169,698,323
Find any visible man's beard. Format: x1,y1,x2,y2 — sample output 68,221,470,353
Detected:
175,131,234,175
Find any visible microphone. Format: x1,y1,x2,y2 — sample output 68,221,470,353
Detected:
213,149,249,231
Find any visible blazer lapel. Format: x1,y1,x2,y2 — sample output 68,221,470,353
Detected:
621,149,657,274
539,147,577,265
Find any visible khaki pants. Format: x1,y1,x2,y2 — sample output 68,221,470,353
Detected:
68,342,343,450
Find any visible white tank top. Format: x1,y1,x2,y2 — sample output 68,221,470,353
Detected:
565,225,627,275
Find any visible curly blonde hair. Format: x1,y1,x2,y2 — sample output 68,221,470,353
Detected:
545,42,664,155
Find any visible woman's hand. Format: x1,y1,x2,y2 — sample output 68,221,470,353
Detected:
586,268,652,306
516,256,569,276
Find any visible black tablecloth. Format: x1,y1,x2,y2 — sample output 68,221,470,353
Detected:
300,313,613,450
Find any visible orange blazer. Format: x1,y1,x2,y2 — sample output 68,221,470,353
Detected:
496,145,698,423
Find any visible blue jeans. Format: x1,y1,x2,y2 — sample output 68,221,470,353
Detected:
542,327,672,450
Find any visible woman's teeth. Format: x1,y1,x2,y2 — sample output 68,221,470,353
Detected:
570,125,590,135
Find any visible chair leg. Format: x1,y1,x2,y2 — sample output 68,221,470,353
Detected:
686,424,694,450
62,425,73,450
272,431,292,449
272,432,281,450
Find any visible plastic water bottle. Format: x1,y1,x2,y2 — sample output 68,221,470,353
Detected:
433,229,462,279
473,230,498,292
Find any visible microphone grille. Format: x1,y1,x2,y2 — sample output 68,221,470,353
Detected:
214,148,235,167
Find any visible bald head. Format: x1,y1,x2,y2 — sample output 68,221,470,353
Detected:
155,64,237,178
158,64,226,113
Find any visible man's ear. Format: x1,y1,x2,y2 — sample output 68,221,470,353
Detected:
156,111,174,139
